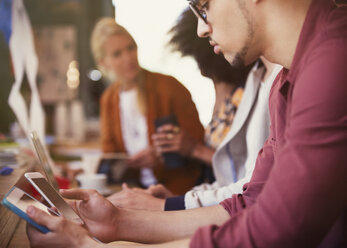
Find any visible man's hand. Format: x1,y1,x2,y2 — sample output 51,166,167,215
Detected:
107,184,165,211
60,189,119,242
152,124,198,157
26,206,98,248
146,184,174,199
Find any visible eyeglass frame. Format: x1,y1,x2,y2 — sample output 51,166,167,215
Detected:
188,0,208,24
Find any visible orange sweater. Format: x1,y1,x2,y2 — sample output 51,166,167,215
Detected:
100,69,205,194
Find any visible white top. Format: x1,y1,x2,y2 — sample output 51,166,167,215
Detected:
184,63,283,209
241,70,274,180
119,89,157,187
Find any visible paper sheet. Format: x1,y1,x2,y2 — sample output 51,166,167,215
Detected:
8,0,45,143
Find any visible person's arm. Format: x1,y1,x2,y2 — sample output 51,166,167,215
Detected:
190,41,347,247
59,188,230,243
107,185,166,211
100,90,117,152
152,125,215,164
114,205,229,244
26,205,192,248
189,181,220,192
184,173,252,209
184,140,261,209
106,239,191,248
190,143,215,165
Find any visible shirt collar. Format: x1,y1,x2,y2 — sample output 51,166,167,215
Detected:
285,0,336,84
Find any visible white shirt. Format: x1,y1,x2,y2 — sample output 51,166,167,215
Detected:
184,63,283,209
119,89,157,187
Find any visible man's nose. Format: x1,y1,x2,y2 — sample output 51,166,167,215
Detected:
197,18,212,38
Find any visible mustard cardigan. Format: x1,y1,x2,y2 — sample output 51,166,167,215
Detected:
100,69,205,194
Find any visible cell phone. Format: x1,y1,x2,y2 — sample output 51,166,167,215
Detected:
154,115,184,169
25,172,83,224
154,115,179,128
1,186,59,233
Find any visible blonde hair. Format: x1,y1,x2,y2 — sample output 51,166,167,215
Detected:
91,18,147,114
91,17,137,64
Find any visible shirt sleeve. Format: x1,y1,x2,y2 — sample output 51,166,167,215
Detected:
164,195,186,211
184,173,252,209
190,40,347,248
100,90,117,152
189,181,220,192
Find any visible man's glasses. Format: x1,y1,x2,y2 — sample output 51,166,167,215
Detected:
188,0,208,24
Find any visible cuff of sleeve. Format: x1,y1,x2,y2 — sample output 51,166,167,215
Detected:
164,195,186,211
219,197,234,216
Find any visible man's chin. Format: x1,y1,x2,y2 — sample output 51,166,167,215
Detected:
224,53,247,69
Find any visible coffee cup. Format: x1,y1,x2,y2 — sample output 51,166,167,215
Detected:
81,153,101,174
76,173,110,195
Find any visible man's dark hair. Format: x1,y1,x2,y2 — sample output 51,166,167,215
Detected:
168,8,254,86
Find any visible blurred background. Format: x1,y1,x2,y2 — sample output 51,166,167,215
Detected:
0,0,214,144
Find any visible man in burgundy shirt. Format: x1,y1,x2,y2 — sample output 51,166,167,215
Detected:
26,0,347,247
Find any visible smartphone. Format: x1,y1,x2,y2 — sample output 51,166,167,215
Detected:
154,115,184,168
1,186,58,233
25,172,83,224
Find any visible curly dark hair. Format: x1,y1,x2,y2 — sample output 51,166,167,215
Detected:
168,8,254,86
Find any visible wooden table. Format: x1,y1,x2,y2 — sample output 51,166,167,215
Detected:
0,165,32,248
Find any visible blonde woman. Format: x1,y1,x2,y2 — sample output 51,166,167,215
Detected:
91,18,204,194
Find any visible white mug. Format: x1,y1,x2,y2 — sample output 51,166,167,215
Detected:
76,173,108,194
81,153,101,175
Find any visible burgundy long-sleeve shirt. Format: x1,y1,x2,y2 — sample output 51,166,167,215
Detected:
190,1,347,247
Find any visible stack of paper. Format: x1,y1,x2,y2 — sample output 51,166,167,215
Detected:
0,149,19,169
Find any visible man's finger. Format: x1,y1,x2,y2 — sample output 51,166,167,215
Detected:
157,124,176,133
59,189,90,201
64,199,79,213
122,183,129,190
152,133,169,141
132,187,147,194
158,147,176,153
27,206,60,231
26,222,53,247
153,139,176,147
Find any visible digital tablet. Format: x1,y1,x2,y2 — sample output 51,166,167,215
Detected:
25,172,83,224
97,153,129,183
1,186,59,233
30,131,59,191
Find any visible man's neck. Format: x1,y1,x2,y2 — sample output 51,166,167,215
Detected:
261,57,276,82
262,0,313,69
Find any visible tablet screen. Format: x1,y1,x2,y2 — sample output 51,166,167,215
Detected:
6,187,57,216
30,177,82,224
30,131,59,191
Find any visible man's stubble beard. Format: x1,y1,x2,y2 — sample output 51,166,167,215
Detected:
227,0,255,68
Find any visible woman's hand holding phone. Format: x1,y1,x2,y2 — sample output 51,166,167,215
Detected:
152,124,197,157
